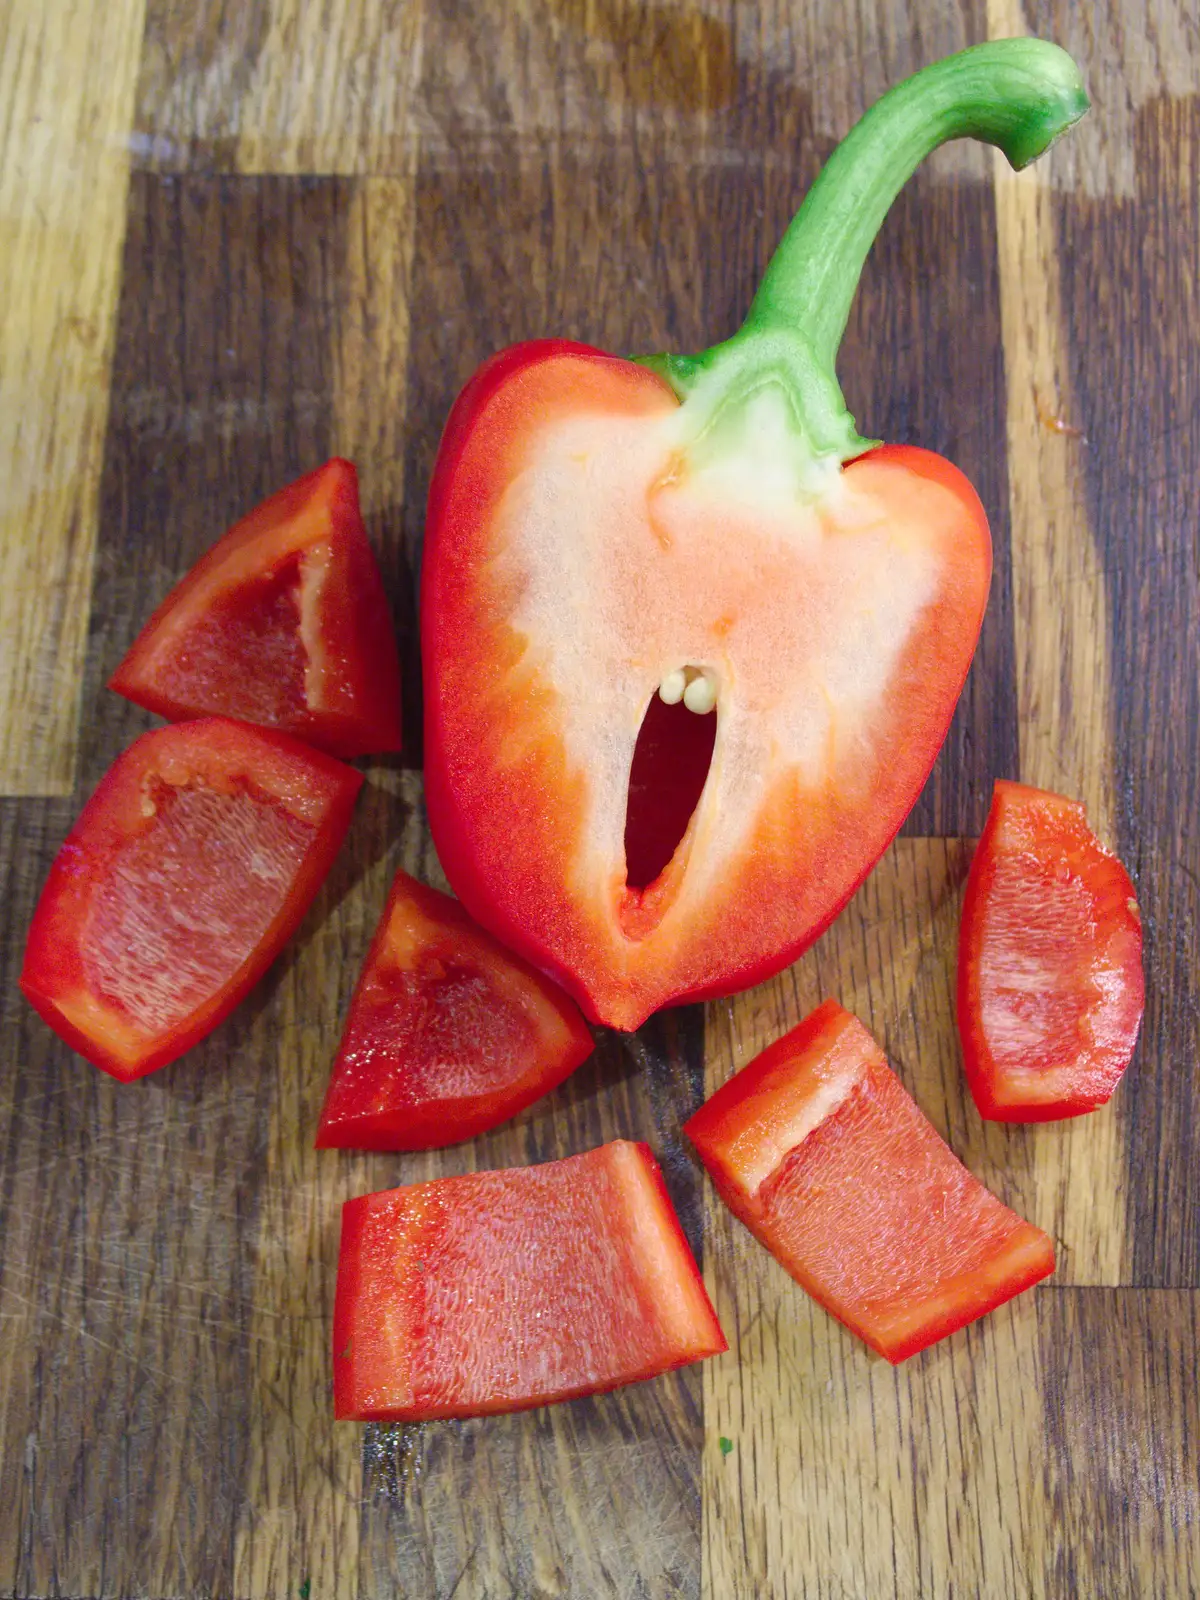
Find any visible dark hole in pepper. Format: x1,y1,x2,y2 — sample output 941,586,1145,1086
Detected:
624,690,716,892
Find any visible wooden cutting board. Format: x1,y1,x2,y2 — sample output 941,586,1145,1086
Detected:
2,1,1197,1595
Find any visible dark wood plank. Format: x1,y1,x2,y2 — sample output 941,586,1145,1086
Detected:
79,173,341,784
1040,1289,1200,1596
0,798,269,1599
331,179,424,765
1049,92,1200,1286
0,171,372,1600
842,172,1016,834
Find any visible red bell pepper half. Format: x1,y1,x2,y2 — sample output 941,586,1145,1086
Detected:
21,718,361,1080
957,780,1144,1121
421,43,1088,1030
110,460,403,759
315,868,594,1150
684,1001,1055,1363
333,1140,726,1420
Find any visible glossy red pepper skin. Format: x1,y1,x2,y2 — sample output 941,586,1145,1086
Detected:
316,868,594,1150
957,780,1144,1121
110,460,402,759
332,1140,726,1421
21,718,361,1080
685,1001,1055,1363
423,341,991,1029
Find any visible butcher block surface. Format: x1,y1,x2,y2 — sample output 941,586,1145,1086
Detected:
1,1,1198,1595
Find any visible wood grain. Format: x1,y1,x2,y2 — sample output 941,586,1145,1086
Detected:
134,0,423,174
1040,1289,1200,1595
0,814,283,1600
989,0,1117,833
78,173,344,787
977,0,1128,1287
355,108,712,1600
698,853,1198,1600
1021,0,1200,198
2,2,1198,1597
233,166,421,1600
352,1014,711,1600
992,151,1121,819
0,0,145,795
702,1234,1050,1599
332,178,424,758
231,772,425,1600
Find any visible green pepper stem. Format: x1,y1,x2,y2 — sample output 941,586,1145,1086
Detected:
748,39,1087,365
639,40,1088,478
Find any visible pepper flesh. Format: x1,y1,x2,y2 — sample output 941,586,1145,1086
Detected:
21,718,362,1079
957,780,1144,1120
315,868,594,1150
111,460,402,759
332,1140,726,1420
422,42,1089,1030
684,1001,1055,1362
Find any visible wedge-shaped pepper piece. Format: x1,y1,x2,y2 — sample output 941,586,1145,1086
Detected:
111,460,402,759
422,42,1089,1029
957,780,1144,1120
684,1001,1054,1362
333,1140,726,1420
316,868,594,1150
21,718,362,1080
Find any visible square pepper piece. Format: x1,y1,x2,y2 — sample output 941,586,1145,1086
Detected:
333,1140,726,1420
685,1001,1054,1362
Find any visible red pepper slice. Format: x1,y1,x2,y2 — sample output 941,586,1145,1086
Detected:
957,780,1144,1121
421,44,1088,1030
21,718,361,1080
315,868,594,1150
684,1001,1055,1363
110,460,402,759
332,1140,726,1420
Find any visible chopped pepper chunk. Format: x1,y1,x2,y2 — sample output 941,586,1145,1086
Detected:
333,1140,726,1420
111,459,402,759
316,869,593,1150
957,779,1144,1120
21,718,361,1080
684,1001,1055,1362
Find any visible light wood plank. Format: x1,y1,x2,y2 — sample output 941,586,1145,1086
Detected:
135,0,423,174
1014,0,1200,199
702,1179,1050,1599
987,0,1128,1286
988,0,1117,835
737,837,1133,1283
331,180,417,509
0,0,146,794
702,839,1131,1281
699,835,1138,1595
